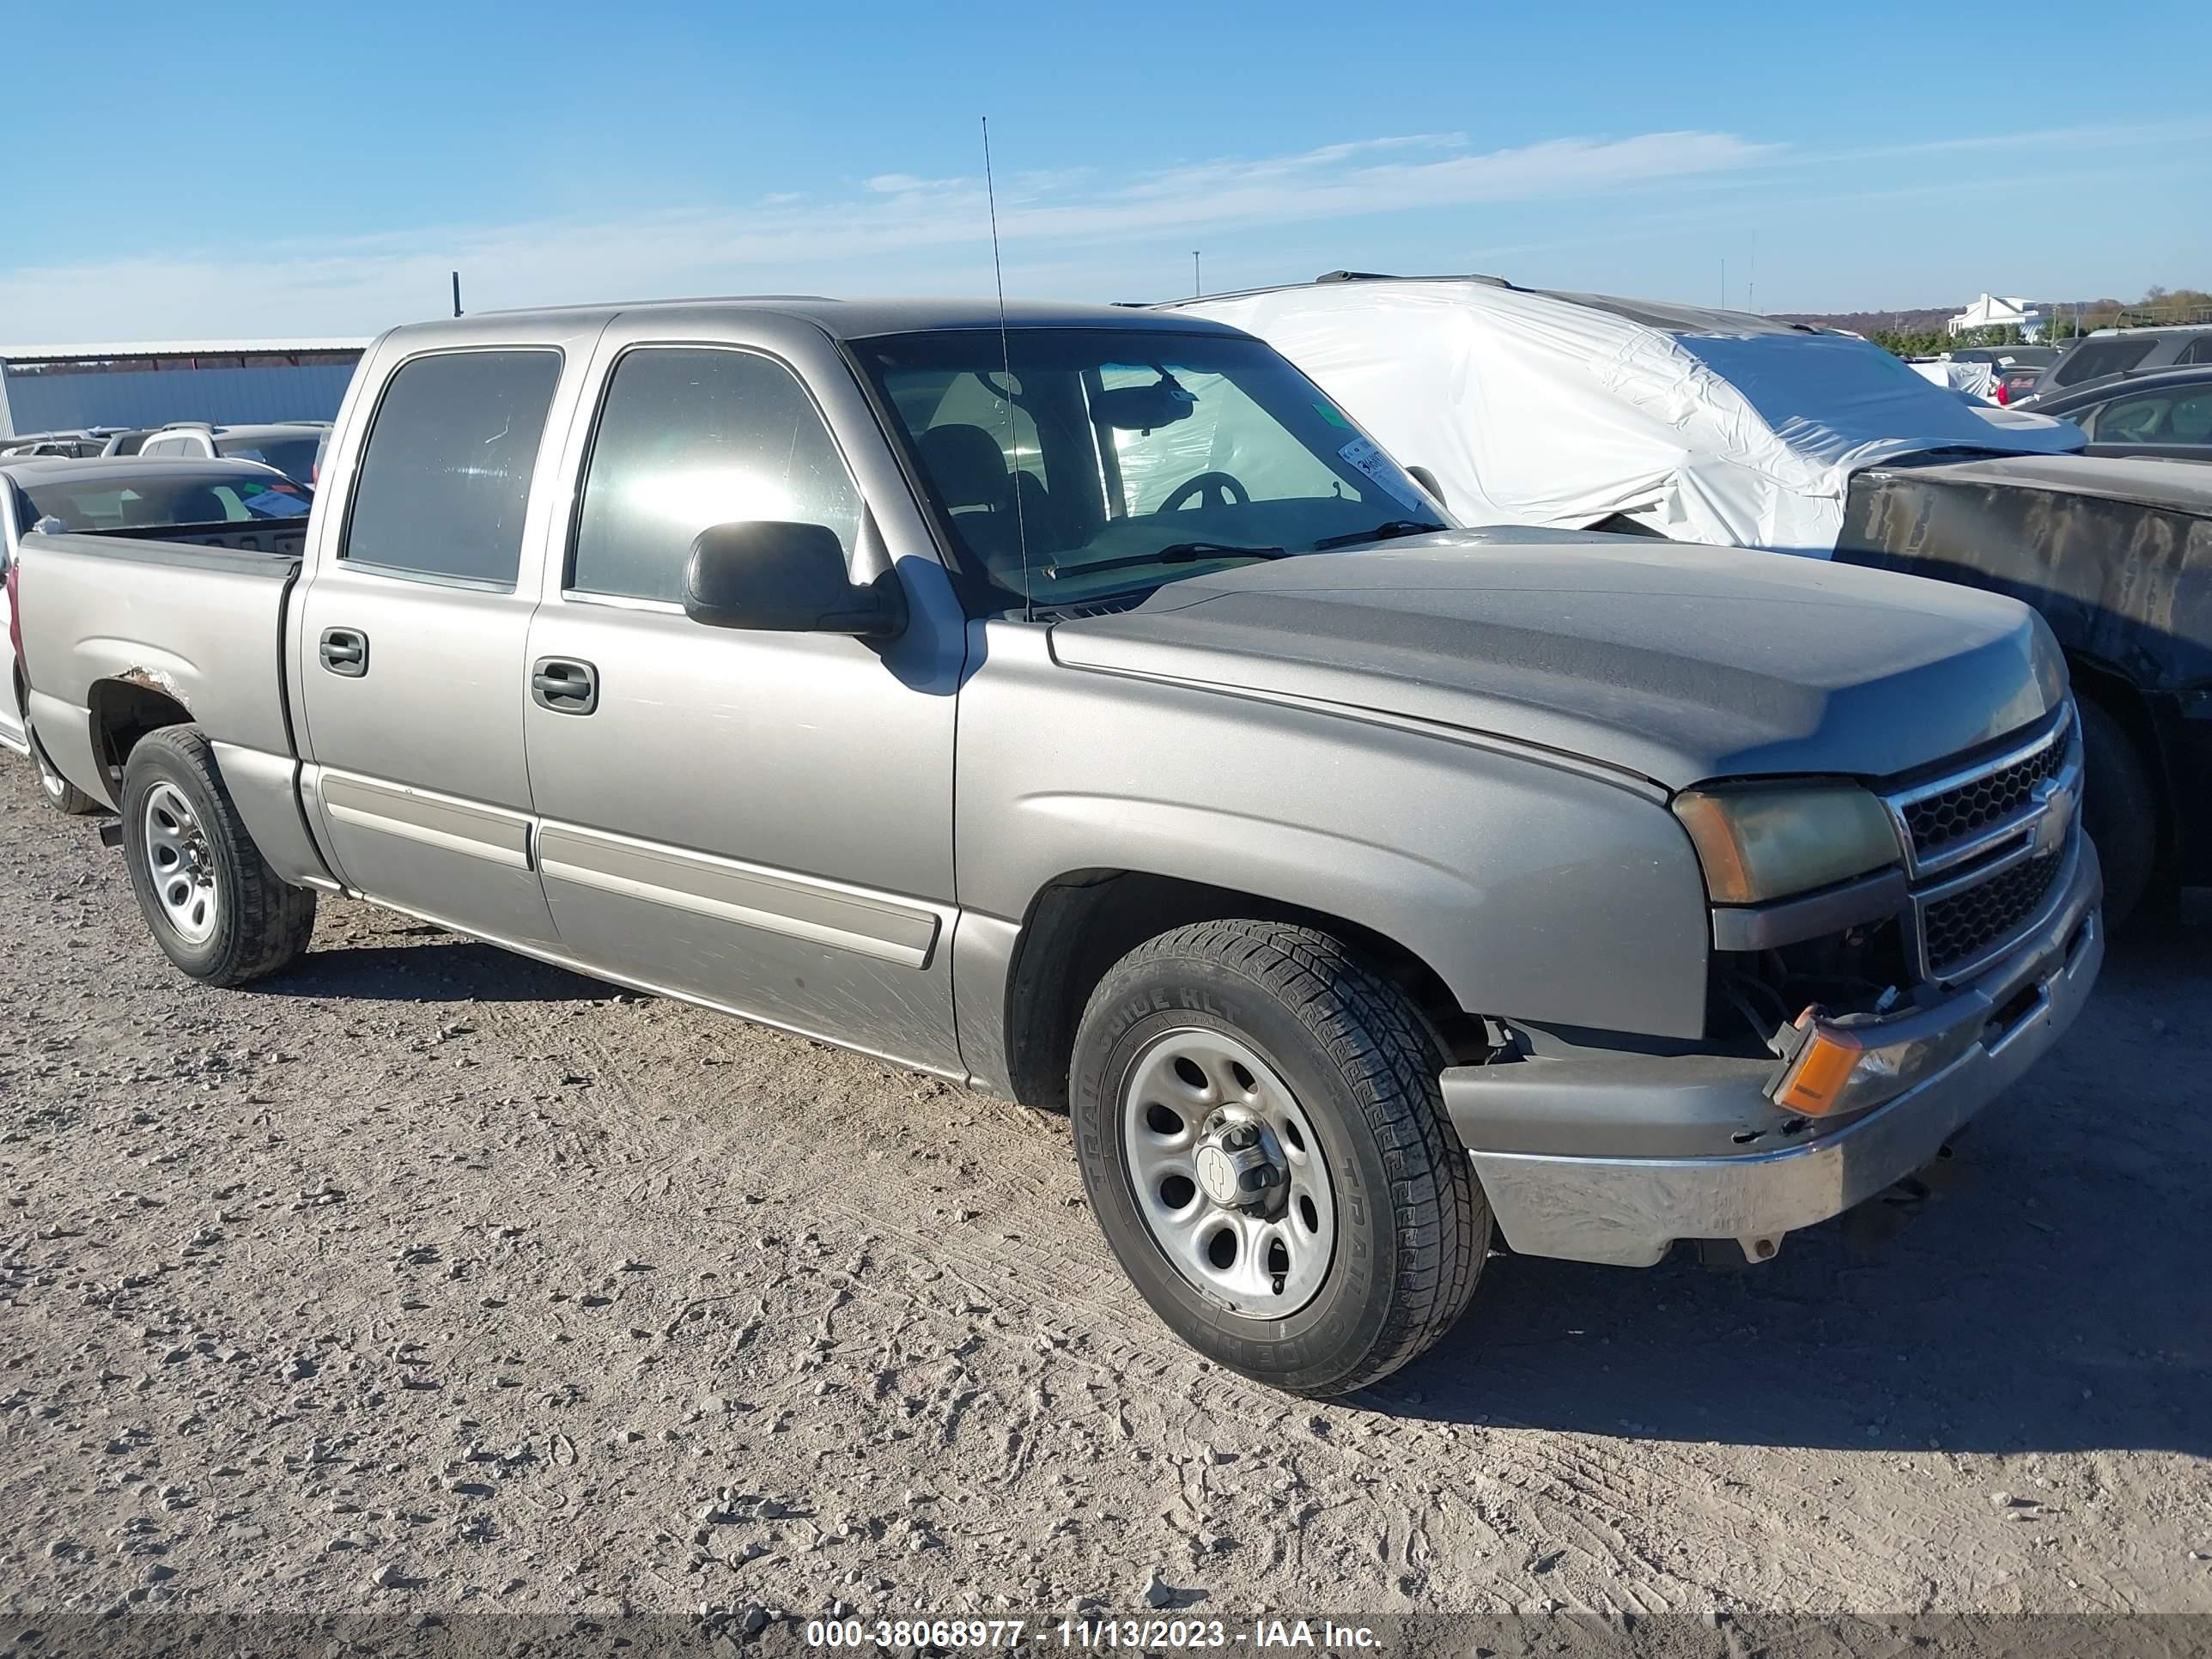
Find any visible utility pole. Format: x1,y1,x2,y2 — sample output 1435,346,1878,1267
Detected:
451,271,463,318
1193,251,1202,298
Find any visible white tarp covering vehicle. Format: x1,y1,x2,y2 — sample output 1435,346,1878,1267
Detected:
1907,358,2000,401
1164,274,2082,555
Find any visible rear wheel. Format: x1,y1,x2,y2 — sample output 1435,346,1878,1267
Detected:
1070,920,1487,1397
119,726,315,986
2077,698,2155,928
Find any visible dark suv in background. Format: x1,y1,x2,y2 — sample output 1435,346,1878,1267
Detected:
2033,325,2212,398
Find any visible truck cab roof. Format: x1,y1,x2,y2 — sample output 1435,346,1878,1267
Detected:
415,295,1248,346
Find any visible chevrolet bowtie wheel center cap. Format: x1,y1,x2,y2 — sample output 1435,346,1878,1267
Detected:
1194,1113,1285,1213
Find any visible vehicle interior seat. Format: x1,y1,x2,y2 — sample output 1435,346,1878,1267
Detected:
915,422,1070,580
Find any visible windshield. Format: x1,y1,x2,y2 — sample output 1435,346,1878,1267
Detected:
853,328,1444,611
216,435,319,482
18,469,312,532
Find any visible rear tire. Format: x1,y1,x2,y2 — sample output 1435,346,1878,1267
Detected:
119,726,315,986
1070,919,1487,1397
2077,698,2154,929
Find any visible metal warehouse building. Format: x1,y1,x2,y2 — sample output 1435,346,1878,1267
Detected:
0,337,367,439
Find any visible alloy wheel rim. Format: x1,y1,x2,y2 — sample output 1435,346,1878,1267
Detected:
143,781,219,944
1121,1026,1336,1318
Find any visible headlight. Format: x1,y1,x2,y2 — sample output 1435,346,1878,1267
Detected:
1672,785,1902,905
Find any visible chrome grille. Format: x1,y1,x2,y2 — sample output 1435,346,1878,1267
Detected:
1881,703,2081,984
1899,728,2068,866
1920,851,2065,980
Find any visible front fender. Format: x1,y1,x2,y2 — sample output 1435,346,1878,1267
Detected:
955,625,1713,1046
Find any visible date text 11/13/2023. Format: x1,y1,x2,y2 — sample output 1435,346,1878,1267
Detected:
802,1617,1382,1650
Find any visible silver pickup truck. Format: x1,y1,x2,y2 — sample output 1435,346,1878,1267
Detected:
13,298,2102,1395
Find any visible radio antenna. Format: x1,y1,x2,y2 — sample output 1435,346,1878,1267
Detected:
982,116,1034,622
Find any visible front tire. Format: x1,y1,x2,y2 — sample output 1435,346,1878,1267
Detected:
2078,698,2155,929
119,726,315,986
1071,920,1488,1397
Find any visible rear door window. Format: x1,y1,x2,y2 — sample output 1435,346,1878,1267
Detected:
342,349,562,585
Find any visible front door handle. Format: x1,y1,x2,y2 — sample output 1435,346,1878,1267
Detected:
530,657,599,715
319,628,368,677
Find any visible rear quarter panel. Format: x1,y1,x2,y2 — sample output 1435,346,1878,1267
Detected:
16,532,299,807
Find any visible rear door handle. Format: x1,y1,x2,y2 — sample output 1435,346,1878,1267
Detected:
530,657,599,715
319,628,368,677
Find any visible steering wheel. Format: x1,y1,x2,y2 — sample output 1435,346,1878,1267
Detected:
1158,471,1251,512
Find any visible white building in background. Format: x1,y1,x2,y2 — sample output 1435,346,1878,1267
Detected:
1948,294,2043,340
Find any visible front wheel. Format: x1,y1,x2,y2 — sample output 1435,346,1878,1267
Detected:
119,726,316,986
1070,920,1488,1396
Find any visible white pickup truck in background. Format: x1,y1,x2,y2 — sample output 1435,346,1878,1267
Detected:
3,453,311,807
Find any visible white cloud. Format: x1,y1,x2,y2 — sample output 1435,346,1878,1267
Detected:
863,173,970,195
0,128,1771,342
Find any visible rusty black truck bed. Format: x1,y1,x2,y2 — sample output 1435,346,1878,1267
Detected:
1839,453,2212,887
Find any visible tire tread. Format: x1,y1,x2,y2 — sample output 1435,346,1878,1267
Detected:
2077,697,2155,929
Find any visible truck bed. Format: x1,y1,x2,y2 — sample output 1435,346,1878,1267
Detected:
15,527,302,807
61,519,310,559
1839,453,2212,692
1838,452,2212,884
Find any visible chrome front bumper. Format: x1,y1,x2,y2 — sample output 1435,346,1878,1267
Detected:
1443,837,2103,1267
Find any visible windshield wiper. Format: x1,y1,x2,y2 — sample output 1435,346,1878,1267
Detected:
1310,519,1447,550
1047,542,1289,580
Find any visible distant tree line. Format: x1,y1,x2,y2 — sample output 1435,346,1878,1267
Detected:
1867,286,2211,358
1869,325,2026,356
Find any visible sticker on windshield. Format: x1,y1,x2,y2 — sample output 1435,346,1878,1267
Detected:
1314,402,1352,428
1337,437,1425,509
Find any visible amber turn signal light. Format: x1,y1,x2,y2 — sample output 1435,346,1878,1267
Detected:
1771,1011,1864,1117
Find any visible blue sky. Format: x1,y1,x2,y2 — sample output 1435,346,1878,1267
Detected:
3,0,2205,343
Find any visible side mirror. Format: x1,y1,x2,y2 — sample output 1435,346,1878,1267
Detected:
1405,465,1448,510
683,521,905,639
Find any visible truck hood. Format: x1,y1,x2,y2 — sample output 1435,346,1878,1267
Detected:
1048,529,2066,788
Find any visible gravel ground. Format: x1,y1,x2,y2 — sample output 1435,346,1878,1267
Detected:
2,759,2208,1632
